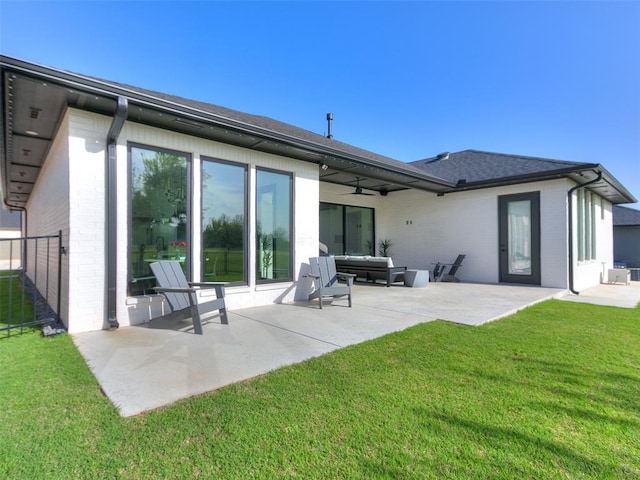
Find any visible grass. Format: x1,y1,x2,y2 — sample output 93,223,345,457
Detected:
0,271,35,333
1,300,638,479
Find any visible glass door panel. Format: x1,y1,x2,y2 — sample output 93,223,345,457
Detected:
345,206,374,255
507,200,532,275
499,192,540,285
319,203,374,256
319,203,344,254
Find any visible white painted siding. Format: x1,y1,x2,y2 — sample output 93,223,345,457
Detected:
67,110,111,332
539,183,570,288
24,111,71,327
27,109,112,333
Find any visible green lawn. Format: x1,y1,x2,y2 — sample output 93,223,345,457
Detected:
1,300,638,479
0,271,35,334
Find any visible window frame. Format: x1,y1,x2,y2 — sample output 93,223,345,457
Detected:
255,167,294,284
576,189,597,262
319,202,376,256
127,143,192,295
200,156,249,286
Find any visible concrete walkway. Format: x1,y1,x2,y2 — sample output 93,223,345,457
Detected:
74,282,568,417
559,281,640,308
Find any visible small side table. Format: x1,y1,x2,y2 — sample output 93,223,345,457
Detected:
404,269,429,288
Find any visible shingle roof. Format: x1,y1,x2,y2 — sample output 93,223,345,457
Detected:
105,78,445,181
613,205,640,226
410,149,590,184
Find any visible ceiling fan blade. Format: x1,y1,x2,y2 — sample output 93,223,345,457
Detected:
339,177,376,196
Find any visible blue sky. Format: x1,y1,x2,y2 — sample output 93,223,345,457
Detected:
2,1,639,206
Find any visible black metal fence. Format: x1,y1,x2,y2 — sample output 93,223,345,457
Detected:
0,232,62,337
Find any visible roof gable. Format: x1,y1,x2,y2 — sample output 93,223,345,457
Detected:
409,150,635,203
410,150,589,184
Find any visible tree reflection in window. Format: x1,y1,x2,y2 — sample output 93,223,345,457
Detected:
129,145,188,295
256,169,292,282
201,158,247,284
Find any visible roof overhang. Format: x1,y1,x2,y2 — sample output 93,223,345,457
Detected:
3,55,634,207
438,164,636,204
1,56,454,208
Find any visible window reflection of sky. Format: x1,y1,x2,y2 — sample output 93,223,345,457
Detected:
202,161,245,221
130,148,146,190
257,170,290,236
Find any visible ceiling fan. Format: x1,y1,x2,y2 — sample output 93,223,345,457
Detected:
343,177,375,196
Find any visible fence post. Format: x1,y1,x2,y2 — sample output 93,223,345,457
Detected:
57,230,62,323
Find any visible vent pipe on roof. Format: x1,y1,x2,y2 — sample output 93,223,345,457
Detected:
326,113,333,139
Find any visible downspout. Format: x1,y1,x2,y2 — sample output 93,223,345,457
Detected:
567,170,602,295
106,97,128,329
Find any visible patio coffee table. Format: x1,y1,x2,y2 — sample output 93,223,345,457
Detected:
404,269,429,288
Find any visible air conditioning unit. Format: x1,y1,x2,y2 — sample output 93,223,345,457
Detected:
608,268,631,285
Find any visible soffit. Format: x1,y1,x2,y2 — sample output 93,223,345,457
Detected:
2,71,118,208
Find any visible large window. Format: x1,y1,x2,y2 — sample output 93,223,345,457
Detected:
129,145,189,295
201,158,247,284
320,203,375,255
577,189,597,261
256,168,292,282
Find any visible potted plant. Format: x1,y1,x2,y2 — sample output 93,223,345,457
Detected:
258,232,273,279
378,238,393,257
365,240,374,256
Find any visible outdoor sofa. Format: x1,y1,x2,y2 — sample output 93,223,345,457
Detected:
333,255,406,287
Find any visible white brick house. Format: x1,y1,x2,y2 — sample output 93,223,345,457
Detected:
1,56,636,333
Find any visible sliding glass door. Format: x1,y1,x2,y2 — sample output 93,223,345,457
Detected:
320,202,374,255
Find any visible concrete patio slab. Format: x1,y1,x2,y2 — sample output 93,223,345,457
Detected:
73,282,565,417
559,281,640,308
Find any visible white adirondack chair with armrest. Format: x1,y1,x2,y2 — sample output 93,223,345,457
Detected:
307,256,356,309
150,261,228,335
